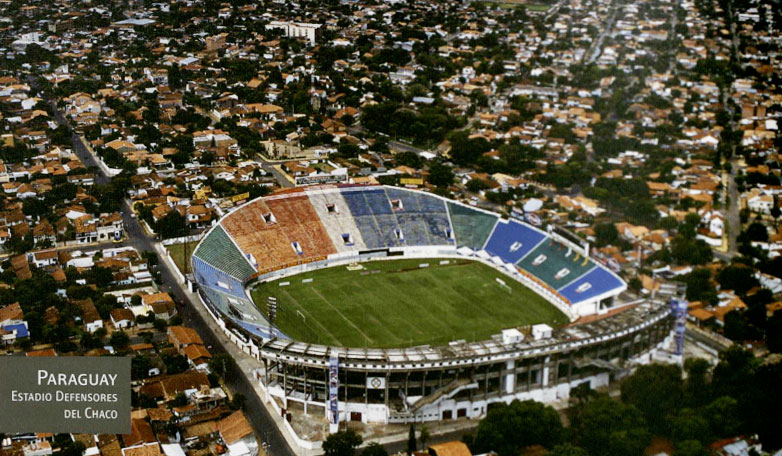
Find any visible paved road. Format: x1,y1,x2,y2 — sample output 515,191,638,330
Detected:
32,78,296,456
33,76,482,455
254,155,294,188
347,124,431,156
584,0,619,64
28,76,110,185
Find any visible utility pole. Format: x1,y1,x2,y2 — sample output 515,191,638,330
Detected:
182,209,189,275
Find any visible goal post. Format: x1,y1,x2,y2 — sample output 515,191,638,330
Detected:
495,277,512,294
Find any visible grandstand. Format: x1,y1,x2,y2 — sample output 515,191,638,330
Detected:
446,202,498,250
305,188,368,252
386,187,452,245
517,239,595,290
192,225,255,280
264,194,336,259
483,219,547,263
195,185,628,330
190,184,666,429
559,266,625,304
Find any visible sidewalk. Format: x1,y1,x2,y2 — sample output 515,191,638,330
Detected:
0,238,127,260
155,242,317,455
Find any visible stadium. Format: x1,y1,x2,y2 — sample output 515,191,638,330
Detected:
190,185,673,427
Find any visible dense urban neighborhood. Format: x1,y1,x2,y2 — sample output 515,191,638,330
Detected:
0,0,780,454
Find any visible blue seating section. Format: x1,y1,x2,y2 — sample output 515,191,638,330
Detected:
343,188,453,248
364,190,394,215
417,193,448,213
395,213,431,245
375,214,403,246
342,190,375,216
235,320,287,340
193,255,247,300
385,188,422,212
558,267,624,304
484,220,547,263
353,215,386,248
385,188,452,245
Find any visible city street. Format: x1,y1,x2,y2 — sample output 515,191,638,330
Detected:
32,85,296,456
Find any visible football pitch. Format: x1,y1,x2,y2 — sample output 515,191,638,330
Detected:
250,258,567,348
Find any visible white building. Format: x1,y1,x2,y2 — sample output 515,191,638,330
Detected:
265,21,321,45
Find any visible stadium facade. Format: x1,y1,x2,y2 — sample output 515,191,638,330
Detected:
191,185,673,426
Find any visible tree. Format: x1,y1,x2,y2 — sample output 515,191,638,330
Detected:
171,392,188,407
361,443,388,456
109,330,130,350
427,162,454,188
155,210,187,240
419,425,430,450
323,429,362,456
549,444,589,456
229,393,246,410
407,424,416,455
131,355,151,380
766,312,782,353
685,269,717,305
745,222,768,242
60,441,86,456
717,264,759,295
704,396,740,438
670,408,711,445
723,310,751,341
337,143,361,158
571,395,650,456
595,222,618,247
675,440,709,456
683,358,711,408
209,353,233,380
466,178,489,193
448,130,490,166
163,353,189,375
470,400,563,456
620,364,683,435
80,331,103,350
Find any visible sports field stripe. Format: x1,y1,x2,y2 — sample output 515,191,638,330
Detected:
361,272,441,338
279,288,341,346
363,266,456,341
310,287,376,346
350,279,424,344
324,279,407,346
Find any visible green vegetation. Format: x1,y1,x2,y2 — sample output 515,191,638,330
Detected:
166,242,199,274
251,259,566,348
464,350,782,455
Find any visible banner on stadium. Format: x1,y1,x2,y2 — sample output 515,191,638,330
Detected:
669,299,688,356
230,192,250,203
366,376,386,389
328,356,339,425
295,173,348,186
400,177,424,186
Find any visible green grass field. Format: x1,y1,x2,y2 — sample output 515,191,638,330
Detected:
166,242,198,274
250,258,567,348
